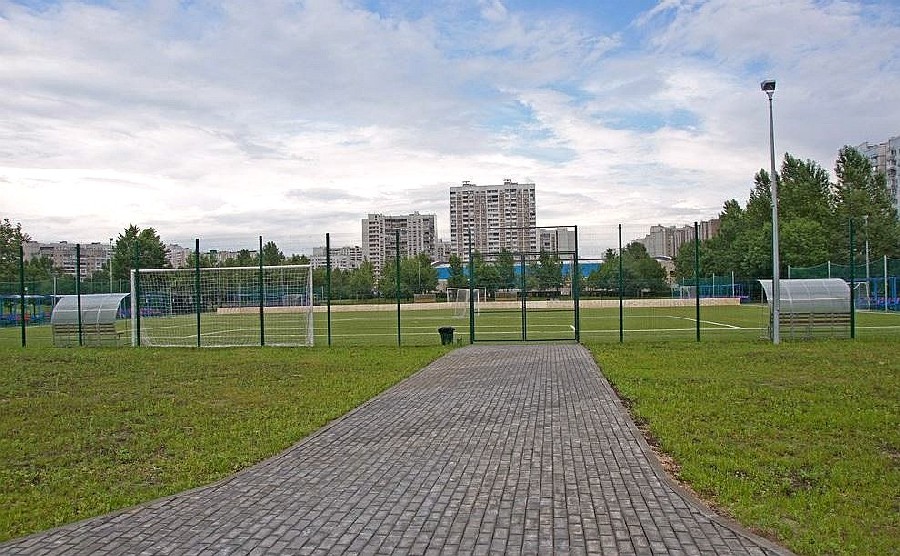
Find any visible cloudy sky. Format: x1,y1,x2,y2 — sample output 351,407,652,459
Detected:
2,0,898,256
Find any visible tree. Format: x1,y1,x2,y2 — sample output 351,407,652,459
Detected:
287,253,310,265
185,252,218,268
24,256,56,282
529,251,563,291
261,241,285,266
593,244,667,297
376,257,402,298
833,146,900,260
348,261,375,299
447,254,468,289
0,219,30,281
495,249,518,289
400,253,438,294
585,249,619,293
222,249,258,267
465,251,501,293
111,225,168,279
673,149,898,281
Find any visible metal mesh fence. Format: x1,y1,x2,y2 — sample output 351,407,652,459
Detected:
3,230,899,347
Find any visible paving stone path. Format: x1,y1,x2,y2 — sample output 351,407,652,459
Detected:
3,344,791,555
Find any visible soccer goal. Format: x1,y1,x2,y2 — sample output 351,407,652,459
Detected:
131,265,314,347
447,287,484,319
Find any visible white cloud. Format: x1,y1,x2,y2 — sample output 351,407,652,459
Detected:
1,0,898,254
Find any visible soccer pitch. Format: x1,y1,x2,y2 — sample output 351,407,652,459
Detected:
4,303,900,347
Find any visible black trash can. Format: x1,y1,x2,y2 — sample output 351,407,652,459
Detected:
438,326,455,345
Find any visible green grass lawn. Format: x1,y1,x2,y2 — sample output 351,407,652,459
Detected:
2,326,899,553
590,339,899,556
0,346,449,542
4,303,900,348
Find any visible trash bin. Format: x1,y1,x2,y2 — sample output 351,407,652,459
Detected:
438,326,455,345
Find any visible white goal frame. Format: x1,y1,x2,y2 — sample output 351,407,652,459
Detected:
446,287,484,319
131,264,314,347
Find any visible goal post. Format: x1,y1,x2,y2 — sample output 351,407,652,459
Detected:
131,265,314,347
446,287,483,319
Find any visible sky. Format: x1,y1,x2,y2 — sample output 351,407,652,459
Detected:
2,0,899,257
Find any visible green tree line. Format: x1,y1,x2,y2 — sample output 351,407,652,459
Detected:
675,146,900,279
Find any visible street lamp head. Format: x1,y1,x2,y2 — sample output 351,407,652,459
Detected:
760,79,776,96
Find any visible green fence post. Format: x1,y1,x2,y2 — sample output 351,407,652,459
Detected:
850,219,856,339
19,243,26,347
196,238,202,348
468,228,475,344
520,251,527,341
76,243,83,346
396,230,401,347
694,222,701,342
618,224,624,343
573,225,580,343
326,233,332,346
134,244,141,347
258,236,265,347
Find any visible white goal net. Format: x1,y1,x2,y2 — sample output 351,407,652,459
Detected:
447,287,483,319
131,265,314,347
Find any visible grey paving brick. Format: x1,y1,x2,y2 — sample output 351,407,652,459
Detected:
1,345,792,555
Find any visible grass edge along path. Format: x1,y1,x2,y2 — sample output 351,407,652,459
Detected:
0,346,450,543
589,339,899,556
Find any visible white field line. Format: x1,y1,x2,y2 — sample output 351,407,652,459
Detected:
672,316,741,329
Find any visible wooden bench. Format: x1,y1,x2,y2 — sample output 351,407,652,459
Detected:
777,312,851,339
52,322,124,346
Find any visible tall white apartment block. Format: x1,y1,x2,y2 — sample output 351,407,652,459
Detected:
311,245,363,270
362,212,436,274
449,179,537,256
857,136,899,211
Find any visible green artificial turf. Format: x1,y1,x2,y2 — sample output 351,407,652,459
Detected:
590,339,899,555
3,303,900,348
0,346,449,542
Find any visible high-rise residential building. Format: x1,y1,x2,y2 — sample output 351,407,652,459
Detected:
638,218,720,259
362,212,436,274
311,245,363,270
857,136,899,212
166,244,192,269
449,179,537,256
22,241,110,278
539,227,576,253
432,239,453,263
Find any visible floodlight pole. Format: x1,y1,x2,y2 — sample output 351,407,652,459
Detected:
762,79,781,344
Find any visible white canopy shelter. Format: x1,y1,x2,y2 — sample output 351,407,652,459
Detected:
51,293,129,346
758,279,850,339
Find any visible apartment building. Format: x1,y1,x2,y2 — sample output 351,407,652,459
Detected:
449,179,537,256
362,212,436,274
432,239,453,263
857,136,899,211
311,245,364,271
166,244,192,268
22,241,110,278
539,227,576,253
638,219,721,259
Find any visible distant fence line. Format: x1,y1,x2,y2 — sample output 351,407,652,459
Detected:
2,234,899,347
